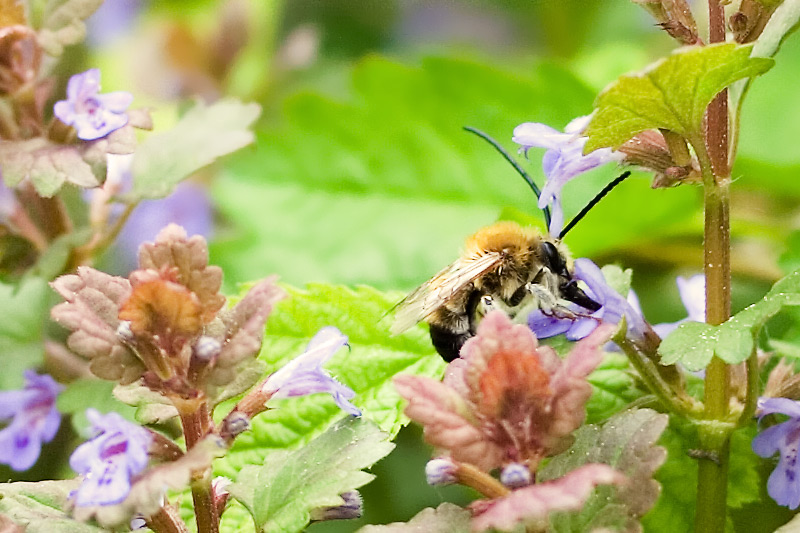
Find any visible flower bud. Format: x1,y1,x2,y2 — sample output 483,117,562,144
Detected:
219,411,250,443
425,457,458,486
310,491,363,521
116,320,134,342
501,462,532,489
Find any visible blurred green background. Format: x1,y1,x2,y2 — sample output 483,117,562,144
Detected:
66,0,800,530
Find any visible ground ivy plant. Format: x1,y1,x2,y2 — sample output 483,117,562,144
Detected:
2,0,800,532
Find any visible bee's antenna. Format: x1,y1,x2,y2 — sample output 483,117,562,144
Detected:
559,171,631,239
463,126,552,230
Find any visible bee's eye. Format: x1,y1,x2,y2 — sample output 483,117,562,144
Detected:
541,242,569,278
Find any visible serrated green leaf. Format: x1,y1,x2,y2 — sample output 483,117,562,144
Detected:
0,480,106,533
356,503,471,533
215,283,444,479
0,278,49,389
659,269,800,370
229,417,394,533
56,378,137,437
585,43,773,152
128,98,260,201
586,353,645,424
33,0,103,56
540,408,668,533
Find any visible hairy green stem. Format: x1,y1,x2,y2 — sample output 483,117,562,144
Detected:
739,348,760,426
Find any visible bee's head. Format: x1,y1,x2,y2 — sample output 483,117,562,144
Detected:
540,240,602,312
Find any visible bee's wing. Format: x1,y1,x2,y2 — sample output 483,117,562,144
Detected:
391,252,502,335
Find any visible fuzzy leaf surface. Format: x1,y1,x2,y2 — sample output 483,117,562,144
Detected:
585,43,773,151
539,408,668,532
128,98,260,201
0,139,98,197
228,417,394,533
0,480,105,533
215,283,444,479
659,269,800,370
356,503,471,533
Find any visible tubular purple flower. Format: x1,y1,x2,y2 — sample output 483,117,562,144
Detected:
753,397,800,509
500,462,532,489
70,409,152,507
261,326,361,417
512,115,623,235
527,258,646,341
54,69,133,140
0,371,63,471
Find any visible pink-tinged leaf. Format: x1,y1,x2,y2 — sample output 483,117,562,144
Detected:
394,374,503,471
471,464,625,532
539,408,669,532
135,224,225,324
357,503,471,533
207,277,287,398
50,267,144,383
0,138,98,196
547,323,616,454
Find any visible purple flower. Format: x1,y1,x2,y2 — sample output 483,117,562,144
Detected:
425,457,458,486
752,397,800,509
512,115,623,235
0,371,63,471
0,177,18,224
54,69,133,140
528,258,646,342
651,275,705,338
70,409,152,507
262,327,361,417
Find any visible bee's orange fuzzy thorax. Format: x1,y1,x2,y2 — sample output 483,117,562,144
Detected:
464,221,539,257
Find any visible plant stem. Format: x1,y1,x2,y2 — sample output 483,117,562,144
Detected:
179,403,220,533
694,4,734,529
455,462,510,499
145,505,191,533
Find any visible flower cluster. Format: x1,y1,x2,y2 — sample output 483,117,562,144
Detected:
395,312,627,529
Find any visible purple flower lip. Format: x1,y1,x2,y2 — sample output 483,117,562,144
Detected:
69,409,152,507
262,326,362,417
54,69,133,141
0,370,63,471
753,397,800,509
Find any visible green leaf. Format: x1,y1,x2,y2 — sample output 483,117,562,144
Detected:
0,480,106,533
32,0,104,56
128,98,260,201
540,408,669,533
56,378,137,437
659,269,800,370
0,139,98,197
0,278,49,389
356,503,471,533
229,417,394,533
586,353,645,424
215,283,444,479
585,43,773,152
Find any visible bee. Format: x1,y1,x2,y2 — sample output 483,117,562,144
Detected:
391,128,629,361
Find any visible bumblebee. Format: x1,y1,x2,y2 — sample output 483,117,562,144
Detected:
391,221,600,361
391,127,629,361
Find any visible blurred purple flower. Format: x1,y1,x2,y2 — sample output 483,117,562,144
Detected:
0,371,63,471
310,491,363,521
528,258,646,342
425,457,458,486
86,0,142,47
0,177,17,224
500,462,532,489
54,69,133,140
651,274,705,338
70,409,152,507
753,397,800,509
262,327,361,416
512,116,623,235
